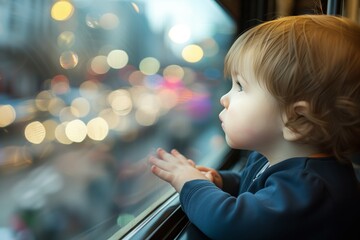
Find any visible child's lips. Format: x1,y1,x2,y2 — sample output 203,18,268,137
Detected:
219,116,224,129
219,119,224,128
218,113,223,123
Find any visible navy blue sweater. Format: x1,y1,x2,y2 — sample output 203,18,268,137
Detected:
180,152,360,239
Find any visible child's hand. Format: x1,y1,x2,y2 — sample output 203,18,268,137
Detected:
149,148,209,192
196,165,223,189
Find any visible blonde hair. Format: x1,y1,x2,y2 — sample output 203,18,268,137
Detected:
225,15,360,162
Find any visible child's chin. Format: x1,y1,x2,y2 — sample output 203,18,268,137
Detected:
226,138,247,150
226,140,255,151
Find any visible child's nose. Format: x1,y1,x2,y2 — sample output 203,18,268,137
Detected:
220,94,229,108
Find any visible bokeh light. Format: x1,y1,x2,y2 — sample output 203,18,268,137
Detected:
35,90,53,111
57,31,75,48
42,119,58,141
51,1,74,21
131,3,140,13
168,24,191,43
59,107,77,122
79,80,100,98
182,44,204,63
71,97,90,117
48,97,66,117
100,13,119,30
55,122,72,144
59,51,79,69
85,13,100,28
108,89,132,116
0,105,16,127
24,121,46,144
139,57,160,75
87,117,109,141
163,65,184,83
90,55,110,75
134,93,160,126
51,75,70,94
128,71,145,86
107,50,129,69
65,119,87,143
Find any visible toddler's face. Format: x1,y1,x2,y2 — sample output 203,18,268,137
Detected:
219,72,283,151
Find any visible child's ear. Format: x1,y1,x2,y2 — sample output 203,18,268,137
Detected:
282,101,313,141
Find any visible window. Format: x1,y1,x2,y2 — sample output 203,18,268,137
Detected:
0,0,235,239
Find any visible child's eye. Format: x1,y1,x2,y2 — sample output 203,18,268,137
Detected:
236,81,243,92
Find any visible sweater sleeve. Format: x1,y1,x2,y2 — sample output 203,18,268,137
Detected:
218,171,241,196
179,170,329,240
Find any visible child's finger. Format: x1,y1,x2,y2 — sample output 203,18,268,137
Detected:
205,172,214,182
149,156,172,171
196,165,212,172
151,165,173,182
156,148,175,162
170,149,188,162
187,159,196,167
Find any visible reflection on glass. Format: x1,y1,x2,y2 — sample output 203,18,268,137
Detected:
0,0,235,239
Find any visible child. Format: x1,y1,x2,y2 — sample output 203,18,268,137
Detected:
149,15,360,239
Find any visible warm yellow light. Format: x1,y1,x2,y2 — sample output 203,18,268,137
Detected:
65,119,87,143
55,122,72,144
51,1,74,21
182,44,204,63
0,105,16,127
24,121,46,144
87,117,109,141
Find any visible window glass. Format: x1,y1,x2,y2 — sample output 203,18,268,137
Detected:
0,0,235,239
